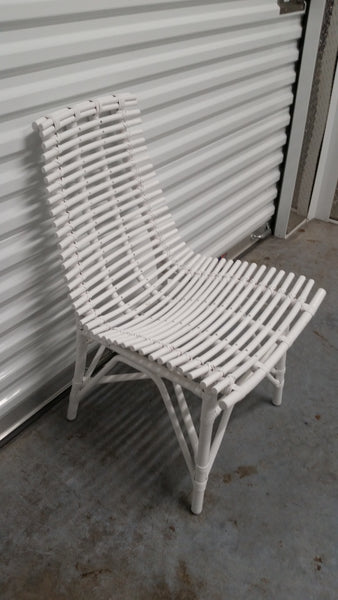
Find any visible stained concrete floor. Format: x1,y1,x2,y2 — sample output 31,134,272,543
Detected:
1,220,337,600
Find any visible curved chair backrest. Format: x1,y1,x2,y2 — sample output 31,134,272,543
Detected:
34,93,184,326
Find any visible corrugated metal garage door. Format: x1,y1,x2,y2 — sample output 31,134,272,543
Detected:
0,0,304,438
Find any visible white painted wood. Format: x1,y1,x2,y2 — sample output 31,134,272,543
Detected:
33,92,326,512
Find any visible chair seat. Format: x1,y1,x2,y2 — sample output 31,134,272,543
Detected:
81,252,322,399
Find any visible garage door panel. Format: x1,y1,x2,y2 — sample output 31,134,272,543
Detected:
0,0,305,437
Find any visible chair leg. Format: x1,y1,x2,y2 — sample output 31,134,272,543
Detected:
191,396,217,515
272,352,287,406
67,328,89,421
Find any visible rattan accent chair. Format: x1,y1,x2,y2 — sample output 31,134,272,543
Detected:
33,93,326,514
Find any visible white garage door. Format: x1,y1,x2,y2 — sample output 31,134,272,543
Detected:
0,0,305,438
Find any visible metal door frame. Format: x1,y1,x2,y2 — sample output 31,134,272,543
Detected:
274,0,327,237
308,63,338,222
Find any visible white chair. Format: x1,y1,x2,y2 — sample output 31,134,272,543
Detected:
33,93,326,514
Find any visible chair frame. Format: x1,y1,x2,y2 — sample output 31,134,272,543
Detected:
68,319,287,514
33,93,325,514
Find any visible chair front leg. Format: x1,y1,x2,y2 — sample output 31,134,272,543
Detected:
191,395,218,515
272,352,287,406
67,327,89,421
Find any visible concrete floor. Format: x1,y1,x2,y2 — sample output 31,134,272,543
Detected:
1,220,337,600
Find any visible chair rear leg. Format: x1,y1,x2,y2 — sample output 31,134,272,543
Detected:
67,328,89,421
272,352,287,406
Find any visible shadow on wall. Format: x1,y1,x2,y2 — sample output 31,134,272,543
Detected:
0,128,76,431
